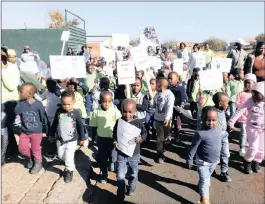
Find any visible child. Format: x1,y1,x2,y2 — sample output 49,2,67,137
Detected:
14,83,49,174
235,73,257,156
49,90,86,183
153,78,175,163
229,68,244,116
136,71,148,94
145,79,157,141
90,91,122,183
168,71,186,141
212,92,231,182
131,78,148,123
228,81,265,174
187,106,228,204
186,68,200,119
221,72,231,97
113,99,147,201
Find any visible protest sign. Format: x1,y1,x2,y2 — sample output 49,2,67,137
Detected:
50,56,86,79
211,57,232,73
139,26,159,46
130,45,148,61
134,57,151,71
173,58,184,75
112,33,130,48
149,56,162,71
117,61,135,85
20,61,39,74
117,119,141,157
195,54,206,68
200,70,223,91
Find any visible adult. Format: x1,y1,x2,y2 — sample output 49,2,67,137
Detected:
244,42,265,82
187,44,204,75
147,46,154,56
66,47,75,55
79,45,91,64
227,42,248,70
1,46,20,164
204,43,215,69
20,46,40,75
176,42,190,65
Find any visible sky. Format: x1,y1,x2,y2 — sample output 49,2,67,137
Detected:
2,2,264,43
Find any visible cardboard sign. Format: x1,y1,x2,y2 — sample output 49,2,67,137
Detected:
211,57,232,73
173,58,184,75
117,61,136,85
50,56,86,79
200,70,223,91
61,31,70,41
134,57,151,71
195,54,206,68
112,33,130,48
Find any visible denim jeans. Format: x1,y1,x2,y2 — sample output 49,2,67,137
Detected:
229,102,236,117
238,122,247,148
197,163,217,197
145,109,155,140
116,153,140,197
220,133,230,173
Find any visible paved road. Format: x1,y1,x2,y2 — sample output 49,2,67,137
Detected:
2,127,265,204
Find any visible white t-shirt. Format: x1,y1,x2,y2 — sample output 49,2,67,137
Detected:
40,91,61,118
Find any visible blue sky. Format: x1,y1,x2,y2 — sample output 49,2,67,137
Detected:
2,2,264,43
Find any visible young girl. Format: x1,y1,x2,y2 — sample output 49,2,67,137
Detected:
49,90,86,183
187,106,228,204
235,73,257,156
228,81,265,174
15,83,49,174
131,78,148,123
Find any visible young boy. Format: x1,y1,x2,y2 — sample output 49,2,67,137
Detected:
187,106,228,204
131,78,148,123
153,78,175,163
49,90,86,183
229,68,244,117
90,91,122,183
113,99,147,201
212,92,232,182
168,72,186,141
15,83,49,174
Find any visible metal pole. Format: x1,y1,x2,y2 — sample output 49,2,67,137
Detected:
65,9,67,28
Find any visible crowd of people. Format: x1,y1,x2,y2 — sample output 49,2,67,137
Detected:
1,40,265,204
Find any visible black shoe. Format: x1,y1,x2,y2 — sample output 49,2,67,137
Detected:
220,172,232,182
244,160,253,174
64,170,73,183
26,157,34,169
252,161,261,173
128,188,136,196
100,174,108,184
30,162,43,174
117,194,125,202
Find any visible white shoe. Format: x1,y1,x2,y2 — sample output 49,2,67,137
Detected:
239,148,245,157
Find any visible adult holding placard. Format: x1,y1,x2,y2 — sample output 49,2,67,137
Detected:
204,43,215,69
187,44,206,75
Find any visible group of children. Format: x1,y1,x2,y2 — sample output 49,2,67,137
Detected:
6,60,265,203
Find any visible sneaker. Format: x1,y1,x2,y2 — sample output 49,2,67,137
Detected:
64,170,73,183
157,157,164,164
128,188,136,196
244,160,253,174
252,161,261,173
220,172,232,182
26,157,34,169
239,148,245,157
30,162,43,174
100,174,108,184
109,163,115,172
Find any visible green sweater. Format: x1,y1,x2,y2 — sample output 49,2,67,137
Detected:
229,79,244,102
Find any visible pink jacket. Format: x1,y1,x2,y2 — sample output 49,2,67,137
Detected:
228,98,265,130
235,91,252,123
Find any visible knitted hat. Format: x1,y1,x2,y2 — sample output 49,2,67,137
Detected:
24,45,30,50
253,81,265,97
7,49,16,56
244,73,257,83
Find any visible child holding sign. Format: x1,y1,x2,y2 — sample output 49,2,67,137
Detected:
113,99,147,201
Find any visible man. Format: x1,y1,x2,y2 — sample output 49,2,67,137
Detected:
227,42,248,70
204,43,215,69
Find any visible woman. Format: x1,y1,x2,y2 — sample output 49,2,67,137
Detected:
1,46,20,164
66,47,75,55
177,42,190,65
244,42,265,82
147,46,154,56
187,44,204,75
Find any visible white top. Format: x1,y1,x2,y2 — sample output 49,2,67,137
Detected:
40,91,61,118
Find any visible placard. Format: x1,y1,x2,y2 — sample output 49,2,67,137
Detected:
117,61,136,85
195,54,206,68
134,57,151,71
112,33,130,48
200,70,223,91
173,58,184,75
211,57,232,73
149,56,162,71
50,56,86,79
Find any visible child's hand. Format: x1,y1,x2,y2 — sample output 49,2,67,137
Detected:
188,164,193,169
230,127,240,133
113,142,121,150
135,136,142,143
43,133,46,137
65,78,70,83
79,140,85,146
71,77,79,84
198,88,202,96
164,120,171,127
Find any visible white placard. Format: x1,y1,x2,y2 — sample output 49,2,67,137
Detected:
134,57,151,71
130,45,148,61
112,33,130,48
149,56,162,71
211,57,232,73
200,70,223,91
50,56,86,79
20,61,39,74
117,119,141,157
195,54,206,68
173,58,184,75
117,61,136,85
61,31,70,41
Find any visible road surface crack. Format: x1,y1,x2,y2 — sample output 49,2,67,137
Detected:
42,175,61,203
